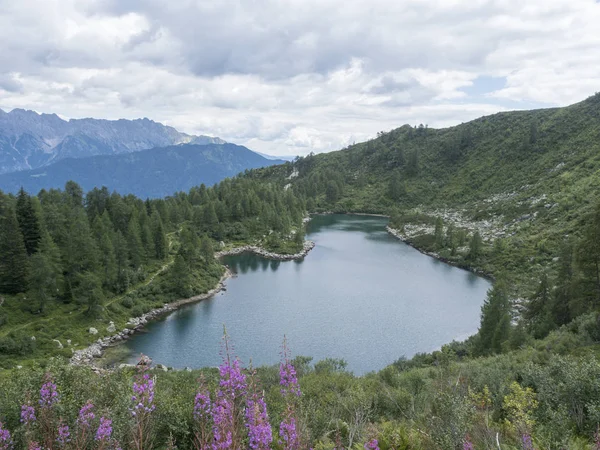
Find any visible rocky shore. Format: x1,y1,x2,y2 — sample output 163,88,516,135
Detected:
386,226,493,280
215,240,315,261
70,240,316,368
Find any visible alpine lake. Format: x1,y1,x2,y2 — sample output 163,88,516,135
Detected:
122,214,491,375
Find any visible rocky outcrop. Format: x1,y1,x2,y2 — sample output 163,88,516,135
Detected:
215,240,315,261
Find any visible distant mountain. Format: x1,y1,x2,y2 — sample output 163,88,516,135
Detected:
0,143,284,198
255,151,298,162
0,108,225,174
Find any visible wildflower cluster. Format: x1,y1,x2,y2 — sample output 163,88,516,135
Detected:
1,337,388,449
131,373,156,415
39,374,59,408
20,403,36,425
0,422,12,450
56,422,71,447
364,439,380,450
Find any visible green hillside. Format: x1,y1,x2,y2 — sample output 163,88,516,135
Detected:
249,93,600,314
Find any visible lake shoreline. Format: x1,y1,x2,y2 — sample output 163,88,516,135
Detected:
70,241,316,369
386,225,494,281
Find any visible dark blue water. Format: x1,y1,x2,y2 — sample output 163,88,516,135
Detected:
125,214,490,374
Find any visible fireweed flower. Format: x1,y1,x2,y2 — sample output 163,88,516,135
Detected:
279,338,302,450
20,403,36,425
95,417,112,442
522,434,534,450
463,439,474,450
77,400,96,427
0,422,12,450
57,422,71,446
39,374,59,408
245,394,273,449
194,390,212,422
279,417,300,450
212,332,248,449
131,373,156,415
364,439,380,450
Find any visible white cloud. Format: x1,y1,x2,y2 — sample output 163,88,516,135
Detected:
0,0,599,156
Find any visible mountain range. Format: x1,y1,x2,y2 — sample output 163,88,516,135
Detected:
0,108,225,175
0,143,283,198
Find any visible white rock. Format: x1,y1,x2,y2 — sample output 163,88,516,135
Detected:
52,339,63,349
107,321,116,333
89,327,98,335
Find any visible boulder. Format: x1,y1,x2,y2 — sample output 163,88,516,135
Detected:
52,339,63,349
107,321,116,333
89,327,98,335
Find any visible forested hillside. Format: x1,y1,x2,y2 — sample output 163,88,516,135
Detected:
0,179,305,366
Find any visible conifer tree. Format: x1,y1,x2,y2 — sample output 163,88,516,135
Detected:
27,231,64,310
171,254,190,297
467,231,483,262
434,217,444,249
127,215,145,268
478,280,511,354
0,199,29,294
16,187,42,255
74,271,104,316
152,213,168,260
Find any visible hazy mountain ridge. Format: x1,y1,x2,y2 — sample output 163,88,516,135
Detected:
0,108,225,174
0,143,283,198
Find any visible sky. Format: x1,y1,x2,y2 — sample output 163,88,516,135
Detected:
0,0,599,157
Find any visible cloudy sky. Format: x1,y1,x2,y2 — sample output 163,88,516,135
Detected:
1,0,599,156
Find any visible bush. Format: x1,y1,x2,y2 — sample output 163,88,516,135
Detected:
121,297,134,309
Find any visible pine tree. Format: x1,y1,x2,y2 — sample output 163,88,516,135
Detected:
74,271,104,316
113,230,130,293
0,199,29,294
577,203,600,308
127,216,145,268
152,212,168,260
467,231,483,262
434,217,444,249
28,230,64,310
170,254,190,297
551,240,575,326
200,235,214,262
63,209,99,296
478,280,511,354
524,273,553,338
16,187,42,255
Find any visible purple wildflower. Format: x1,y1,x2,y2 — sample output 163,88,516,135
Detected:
194,390,212,422
20,403,36,425
77,400,96,427
595,426,600,450
245,394,273,450
364,439,380,450
95,417,112,442
279,417,300,450
39,374,59,408
463,439,474,450
279,352,300,397
522,433,533,450
28,442,41,450
211,332,248,449
0,422,13,450
131,373,156,415
57,422,71,446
